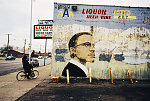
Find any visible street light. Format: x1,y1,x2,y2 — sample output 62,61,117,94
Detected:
29,0,33,64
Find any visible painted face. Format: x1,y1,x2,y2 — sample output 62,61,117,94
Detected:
75,35,95,63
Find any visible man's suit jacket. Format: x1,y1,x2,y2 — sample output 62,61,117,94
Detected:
62,62,87,77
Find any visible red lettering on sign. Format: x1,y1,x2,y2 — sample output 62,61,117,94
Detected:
82,9,85,14
93,9,97,14
86,15,98,19
102,10,107,15
101,16,111,19
35,26,53,29
98,9,101,14
45,26,49,29
86,9,89,14
41,26,45,29
36,26,40,29
82,9,107,15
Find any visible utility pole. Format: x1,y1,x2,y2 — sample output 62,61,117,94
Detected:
29,0,33,64
40,44,41,55
44,39,47,66
24,39,26,54
6,34,12,57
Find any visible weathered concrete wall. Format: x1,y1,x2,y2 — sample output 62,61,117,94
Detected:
52,3,150,79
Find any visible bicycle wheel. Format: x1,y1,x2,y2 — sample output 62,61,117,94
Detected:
30,70,39,79
16,71,26,81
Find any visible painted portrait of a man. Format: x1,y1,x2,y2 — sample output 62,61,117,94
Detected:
62,32,95,77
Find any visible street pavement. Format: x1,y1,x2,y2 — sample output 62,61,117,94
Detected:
0,58,51,76
0,64,51,101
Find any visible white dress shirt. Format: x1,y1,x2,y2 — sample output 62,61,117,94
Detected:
69,59,89,76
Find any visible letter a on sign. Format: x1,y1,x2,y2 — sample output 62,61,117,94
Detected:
63,9,69,17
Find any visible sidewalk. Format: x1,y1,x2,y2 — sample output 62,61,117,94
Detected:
0,64,51,101
1,64,150,101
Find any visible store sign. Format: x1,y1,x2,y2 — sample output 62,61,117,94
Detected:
38,20,53,25
34,25,53,39
29,43,32,47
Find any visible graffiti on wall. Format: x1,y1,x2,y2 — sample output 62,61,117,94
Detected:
143,16,150,24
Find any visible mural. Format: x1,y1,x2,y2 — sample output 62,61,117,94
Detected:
52,3,150,79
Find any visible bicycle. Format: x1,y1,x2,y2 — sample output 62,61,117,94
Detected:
16,69,39,81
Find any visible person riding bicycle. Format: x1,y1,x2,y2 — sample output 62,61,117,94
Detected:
22,55,33,79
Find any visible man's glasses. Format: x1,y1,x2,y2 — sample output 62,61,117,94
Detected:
75,42,95,48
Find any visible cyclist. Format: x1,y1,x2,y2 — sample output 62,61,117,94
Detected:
22,55,33,79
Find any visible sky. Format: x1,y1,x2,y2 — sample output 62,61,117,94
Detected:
0,0,150,53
